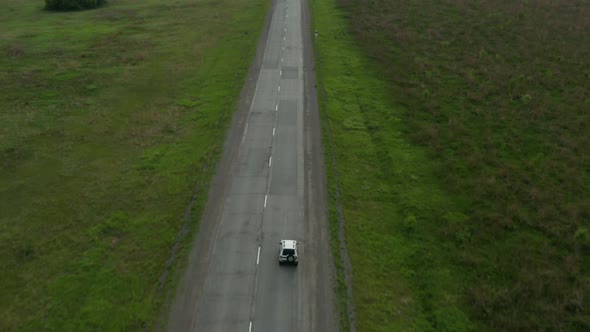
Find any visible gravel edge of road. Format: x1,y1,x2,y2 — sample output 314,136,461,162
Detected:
305,0,358,329
301,0,340,329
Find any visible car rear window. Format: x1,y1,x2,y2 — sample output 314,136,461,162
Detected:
282,249,295,255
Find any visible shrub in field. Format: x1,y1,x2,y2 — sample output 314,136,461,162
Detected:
574,227,590,249
402,213,417,233
442,211,471,245
45,0,106,11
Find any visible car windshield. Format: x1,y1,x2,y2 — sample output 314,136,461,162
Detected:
282,249,295,255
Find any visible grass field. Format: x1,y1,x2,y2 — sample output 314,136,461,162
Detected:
0,0,269,330
312,0,589,330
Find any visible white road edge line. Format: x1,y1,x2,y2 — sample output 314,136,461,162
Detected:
278,86,281,92
264,194,267,208
275,104,278,111
273,127,275,136
256,246,261,265
269,156,272,167
249,321,252,332
242,122,249,143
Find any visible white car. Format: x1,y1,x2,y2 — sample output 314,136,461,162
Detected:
278,240,299,266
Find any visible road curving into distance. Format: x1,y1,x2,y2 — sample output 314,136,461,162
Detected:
165,0,337,330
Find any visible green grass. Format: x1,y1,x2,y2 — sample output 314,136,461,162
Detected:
312,1,464,330
0,0,269,330
311,0,589,330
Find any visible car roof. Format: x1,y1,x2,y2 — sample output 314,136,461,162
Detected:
281,240,297,249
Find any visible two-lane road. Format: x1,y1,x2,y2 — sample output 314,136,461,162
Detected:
166,0,336,330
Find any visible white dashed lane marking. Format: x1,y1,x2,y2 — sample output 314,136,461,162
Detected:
256,246,261,265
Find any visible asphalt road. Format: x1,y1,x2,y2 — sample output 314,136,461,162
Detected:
165,0,336,330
